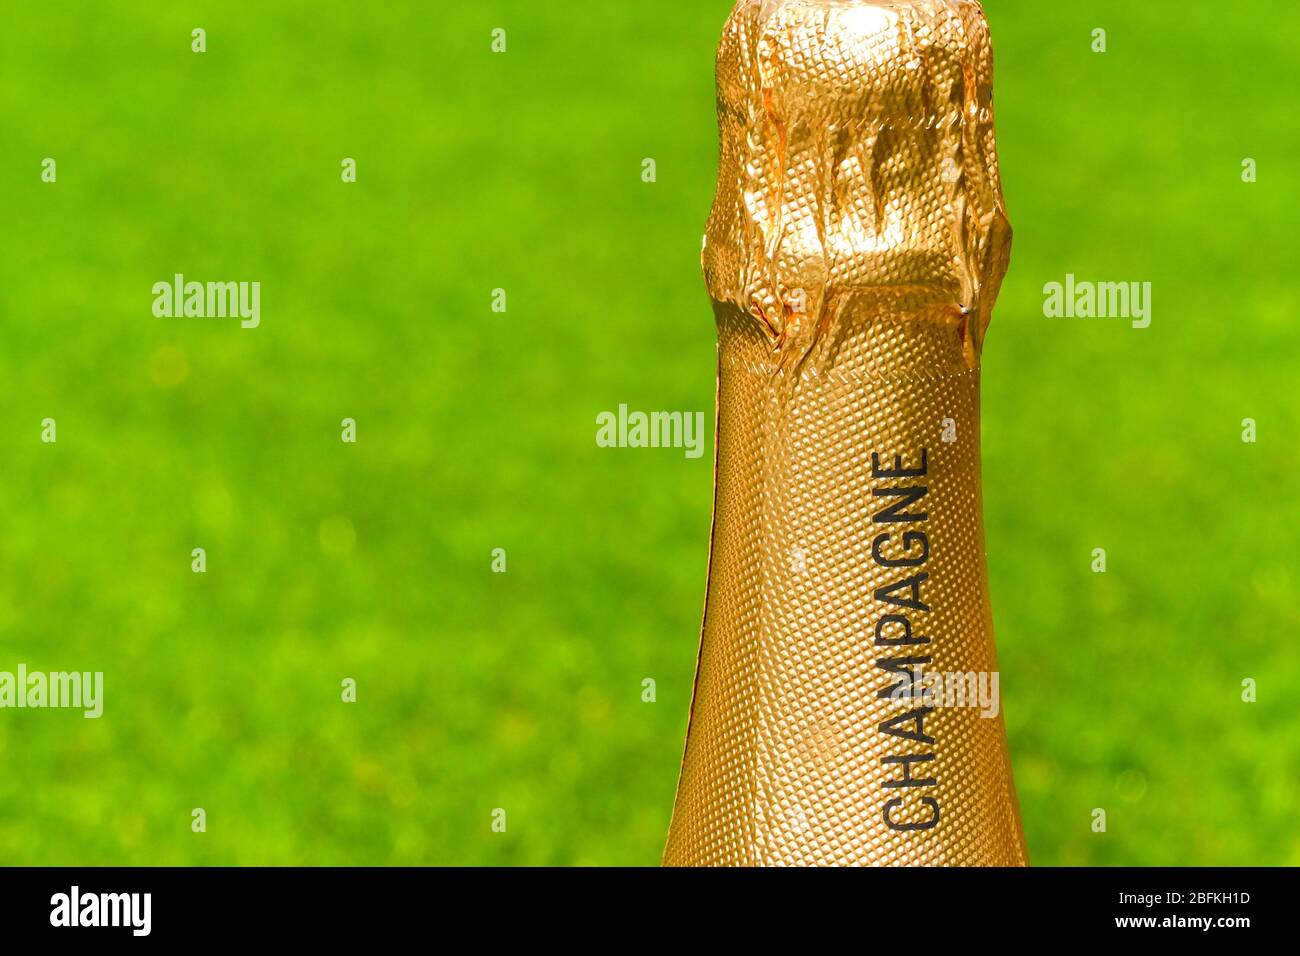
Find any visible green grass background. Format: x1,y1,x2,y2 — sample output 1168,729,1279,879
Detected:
0,0,1295,866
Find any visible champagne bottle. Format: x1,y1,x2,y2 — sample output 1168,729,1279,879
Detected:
664,0,1027,866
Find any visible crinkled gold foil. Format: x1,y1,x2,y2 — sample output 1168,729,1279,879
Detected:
664,0,1026,866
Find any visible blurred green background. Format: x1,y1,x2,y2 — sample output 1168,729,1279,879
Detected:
0,0,1296,866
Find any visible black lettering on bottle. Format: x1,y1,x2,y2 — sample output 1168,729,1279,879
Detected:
881,752,937,789
876,656,932,700
871,449,939,834
872,530,929,567
884,796,940,831
874,614,929,647
871,485,929,523
873,572,930,611
879,706,936,745
871,449,928,479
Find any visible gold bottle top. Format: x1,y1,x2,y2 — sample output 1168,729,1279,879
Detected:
702,0,1011,367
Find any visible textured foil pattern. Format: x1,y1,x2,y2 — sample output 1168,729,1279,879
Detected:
664,0,1026,866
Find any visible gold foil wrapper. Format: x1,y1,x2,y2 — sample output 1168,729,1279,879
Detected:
664,0,1026,865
